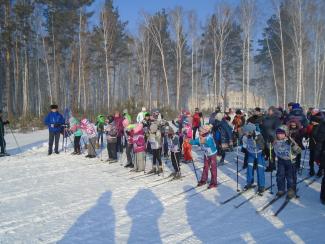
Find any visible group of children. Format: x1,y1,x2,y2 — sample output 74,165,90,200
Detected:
40,103,325,202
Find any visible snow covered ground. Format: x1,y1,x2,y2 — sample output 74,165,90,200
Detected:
1,129,325,243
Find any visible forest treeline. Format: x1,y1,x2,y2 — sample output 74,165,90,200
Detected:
1,0,325,121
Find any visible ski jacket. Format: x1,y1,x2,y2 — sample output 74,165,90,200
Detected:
245,132,265,155
104,122,118,143
190,134,217,157
247,114,263,132
131,129,146,153
44,112,65,133
285,108,308,128
80,119,97,139
232,115,245,133
69,117,83,137
182,139,193,161
136,112,145,123
148,130,162,149
114,116,124,137
261,114,281,143
214,119,233,147
313,122,325,165
124,113,132,123
96,115,106,132
167,135,180,153
192,112,201,128
273,137,302,161
0,117,9,137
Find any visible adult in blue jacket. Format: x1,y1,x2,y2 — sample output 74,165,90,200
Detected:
44,104,65,155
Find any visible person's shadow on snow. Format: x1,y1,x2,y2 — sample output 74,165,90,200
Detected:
126,189,163,244
58,191,115,244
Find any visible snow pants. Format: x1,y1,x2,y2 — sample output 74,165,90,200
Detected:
87,137,97,156
200,154,217,185
171,151,181,173
116,136,123,154
74,136,81,153
107,142,117,160
247,152,265,188
152,148,162,166
126,143,133,165
134,151,145,172
276,158,295,192
49,131,60,154
0,134,6,154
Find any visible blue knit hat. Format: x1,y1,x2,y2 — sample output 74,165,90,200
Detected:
292,103,300,109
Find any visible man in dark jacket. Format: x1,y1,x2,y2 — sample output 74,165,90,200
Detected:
0,110,10,156
313,118,325,204
44,105,65,155
247,107,264,132
261,106,281,171
285,103,308,128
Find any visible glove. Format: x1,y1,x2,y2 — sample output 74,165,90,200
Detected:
50,124,55,128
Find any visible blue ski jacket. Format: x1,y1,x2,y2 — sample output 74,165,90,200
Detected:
44,112,65,133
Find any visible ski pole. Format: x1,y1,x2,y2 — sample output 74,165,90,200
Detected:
8,125,23,154
236,139,239,192
299,140,308,175
192,159,199,183
270,161,274,194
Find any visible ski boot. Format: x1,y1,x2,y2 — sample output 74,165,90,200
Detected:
276,191,285,197
208,183,217,189
287,188,296,199
197,181,206,187
258,187,265,196
158,166,163,174
147,167,157,174
169,172,176,178
173,172,182,180
243,184,254,191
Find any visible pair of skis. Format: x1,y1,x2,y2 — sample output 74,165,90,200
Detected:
257,175,311,216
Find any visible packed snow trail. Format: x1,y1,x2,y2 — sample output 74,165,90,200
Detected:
1,130,325,243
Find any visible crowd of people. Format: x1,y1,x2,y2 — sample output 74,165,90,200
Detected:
0,102,325,205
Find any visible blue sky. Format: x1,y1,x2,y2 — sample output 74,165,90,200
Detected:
89,0,274,44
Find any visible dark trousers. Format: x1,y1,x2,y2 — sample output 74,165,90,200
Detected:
116,136,123,153
276,158,295,192
126,143,133,165
295,153,301,169
171,151,181,173
162,135,168,157
309,149,315,172
193,127,199,139
97,131,104,145
0,134,6,154
321,176,325,201
107,142,117,160
152,148,162,166
74,136,81,153
264,145,276,170
49,131,60,153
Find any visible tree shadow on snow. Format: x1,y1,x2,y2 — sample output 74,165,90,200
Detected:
58,191,115,244
126,189,163,244
6,139,48,155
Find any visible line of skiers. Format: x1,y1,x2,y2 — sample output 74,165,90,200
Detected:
1,102,323,205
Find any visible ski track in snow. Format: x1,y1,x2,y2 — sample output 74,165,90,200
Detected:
0,130,325,243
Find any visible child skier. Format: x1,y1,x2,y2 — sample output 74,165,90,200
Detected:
80,118,98,158
131,123,146,172
69,116,83,155
147,122,163,174
0,110,10,156
104,115,118,162
242,123,266,195
182,122,193,163
44,105,65,155
287,119,305,170
167,127,181,179
123,119,134,168
190,125,218,189
273,125,302,199
95,114,106,149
